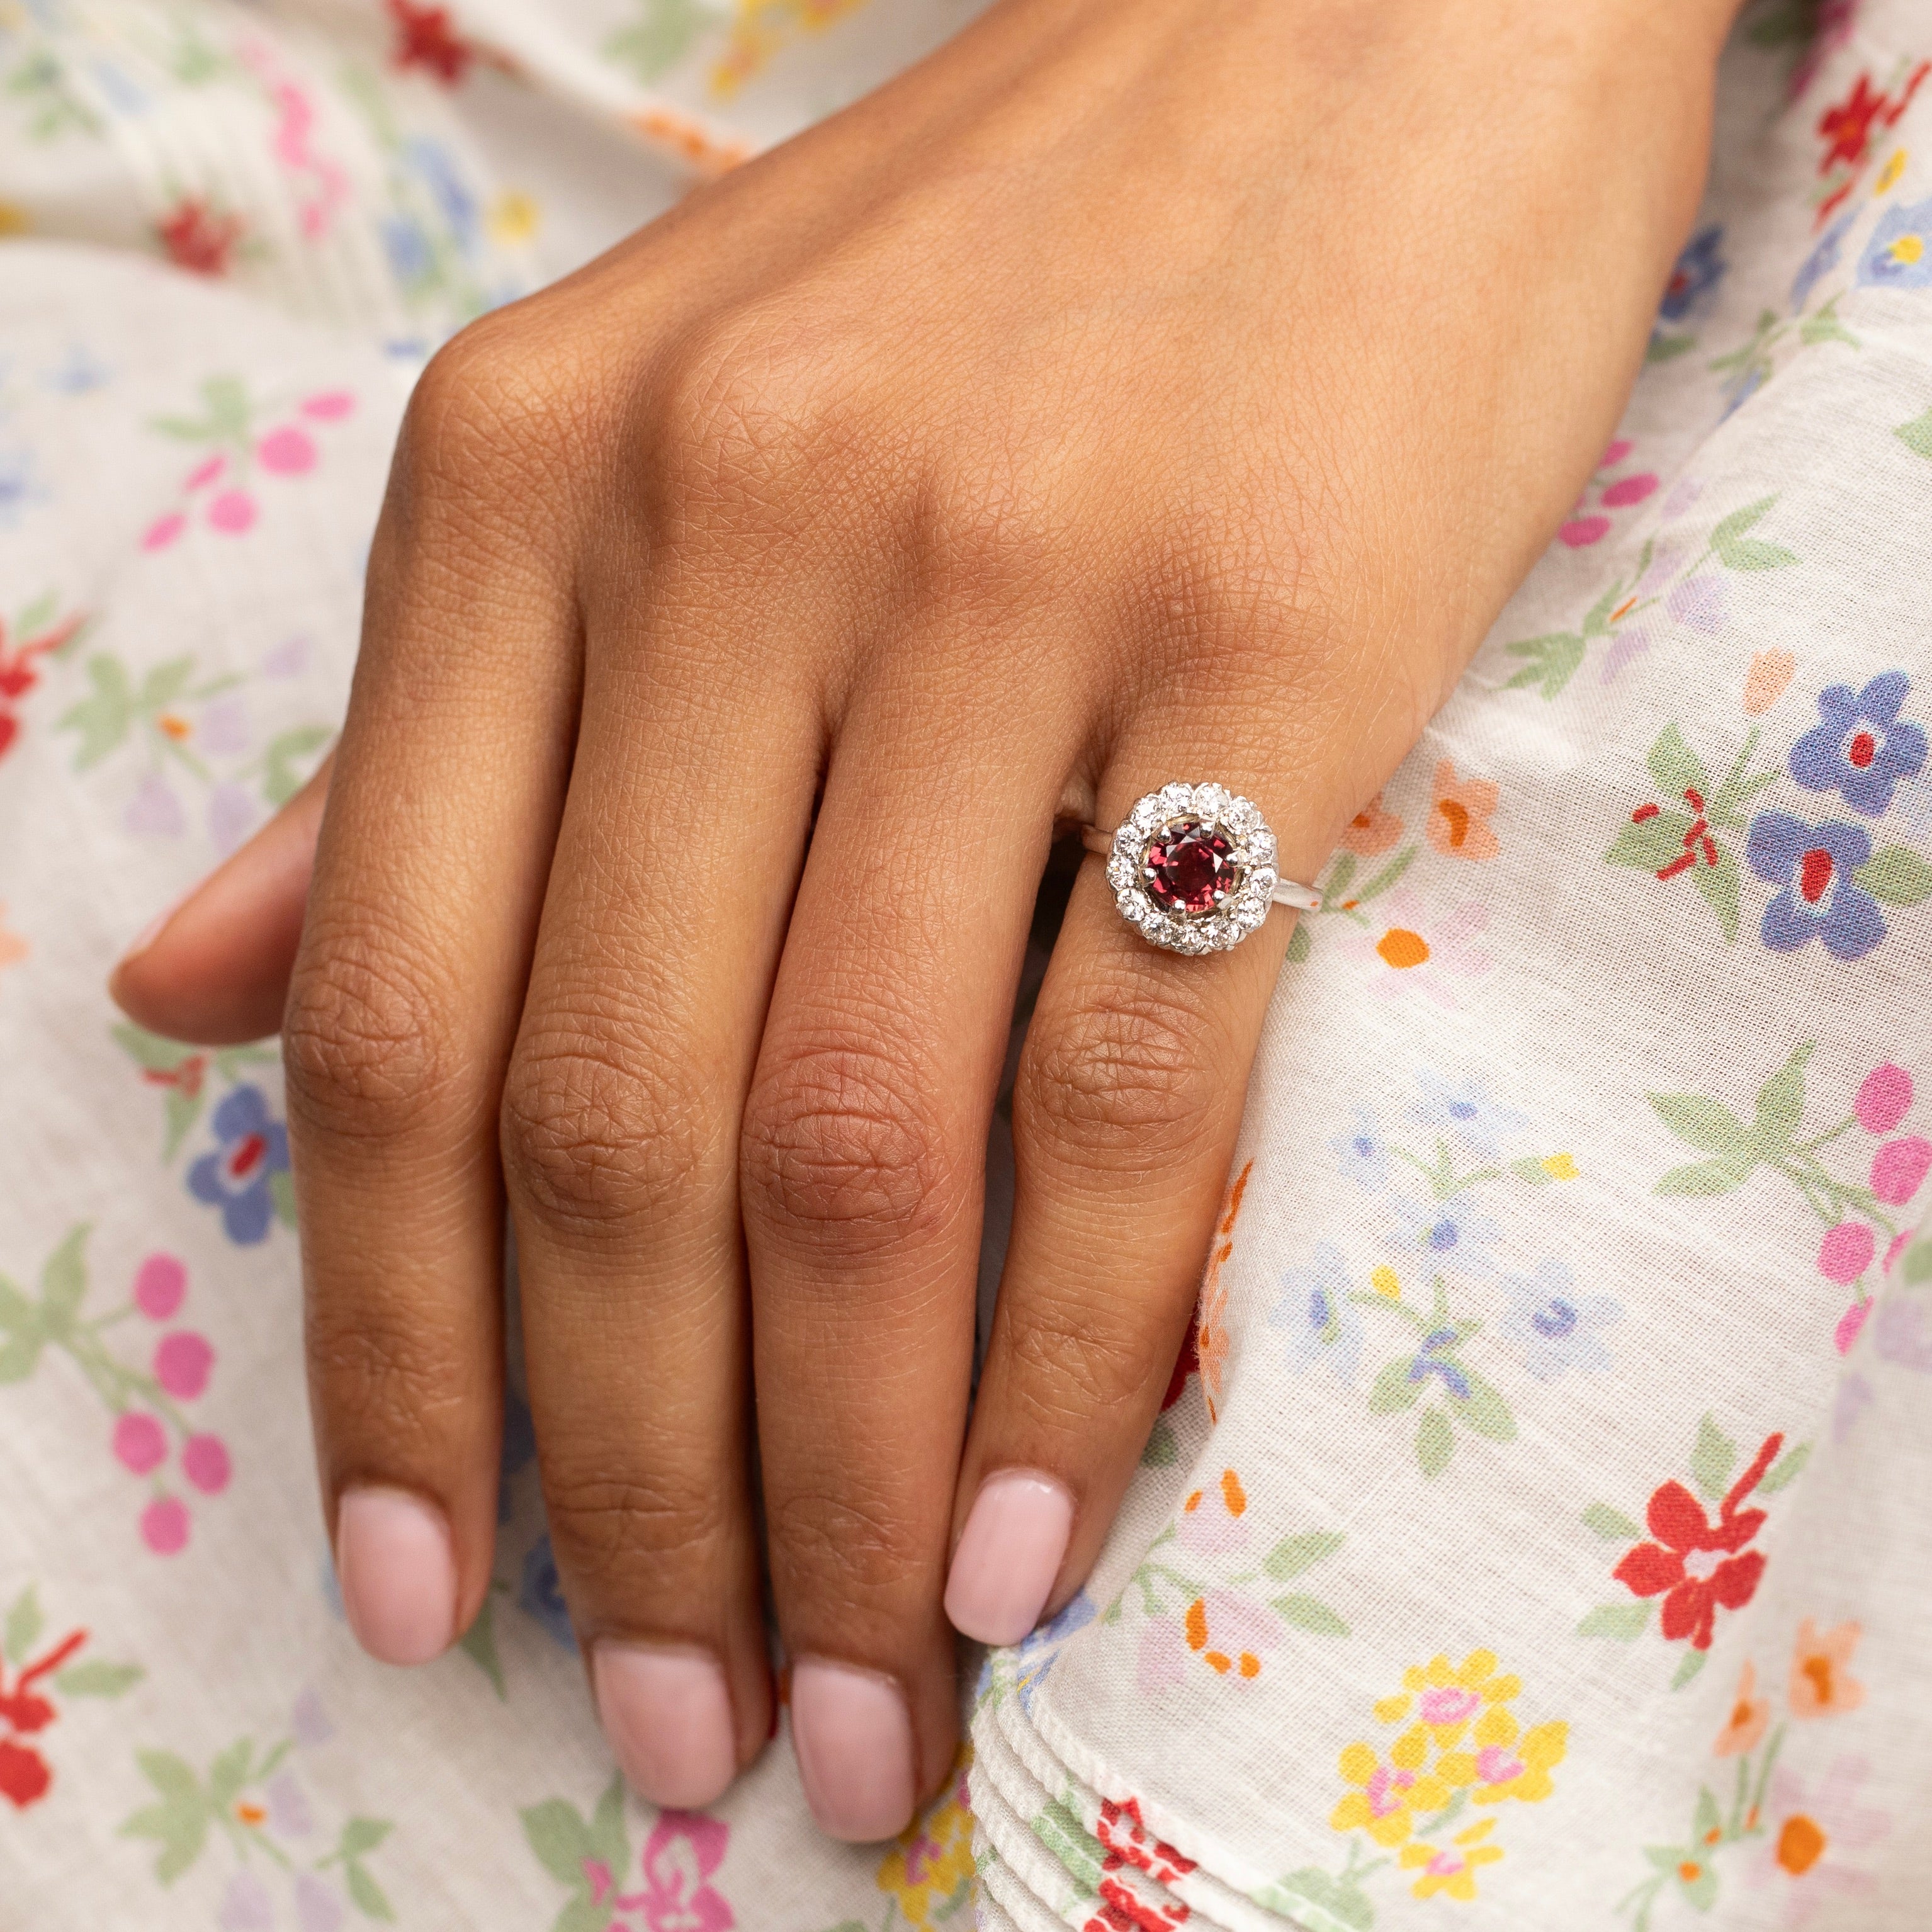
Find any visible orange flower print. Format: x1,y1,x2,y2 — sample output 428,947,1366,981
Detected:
0,905,25,975
1183,1589,1278,1680
1178,1469,1248,1555
1713,1659,1771,1756
1789,1619,1865,1719
1425,760,1501,861
1340,793,1404,855
1744,648,1797,716
1194,1161,1251,1423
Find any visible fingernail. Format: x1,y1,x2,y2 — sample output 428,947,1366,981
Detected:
594,1644,737,1808
334,1486,458,1666
789,1660,916,1841
944,1469,1073,1646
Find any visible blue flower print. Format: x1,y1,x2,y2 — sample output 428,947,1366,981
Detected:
0,443,44,529
1009,1590,1097,1710
1500,1259,1622,1381
1405,1328,1471,1401
186,1085,290,1245
1408,1071,1526,1160
1858,196,1932,290
1745,811,1886,961
517,1534,578,1652
1328,1110,1389,1192
1788,670,1928,816
1386,1192,1502,1277
1792,213,1853,311
380,214,434,287
1270,1243,1364,1384
1660,224,1726,322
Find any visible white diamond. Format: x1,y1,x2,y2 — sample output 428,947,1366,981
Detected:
1131,794,1163,833
1122,889,1151,920
1249,827,1277,864
1194,783,1231,821
1107,854,1134,893
1224,798,1259,836
1157,782,1194,816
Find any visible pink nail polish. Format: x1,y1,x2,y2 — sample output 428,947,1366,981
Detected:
594,1645,737,1809
944,1469,1073,1646
789,1660,916,1842
334,1487,458,1666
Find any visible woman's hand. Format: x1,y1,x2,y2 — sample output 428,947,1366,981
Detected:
111,0,1734,1839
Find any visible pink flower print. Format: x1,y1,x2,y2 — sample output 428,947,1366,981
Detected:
142,511,188,551
113,1412,168,1474
630,1811,733,1932
1416,1685,1481,1727
134,1253,186,1320
268,1766,315,1838
1136,1614,1189,1694
301,391,355,421
183,1433,232,1494
290,1686,332,1747
258,426,317,476
207,489,257,534
1748,1756,1889,1927
154,1330,213,1399
184,453,227,492
1871,1137,1931,1205
1559,440,1659,546
1884,1231,1912,1274
1176,1467,1249,1556
140,1495,190,1554
220,1868,275,1931
294,1873,343,1932
125,772,186,837
1855,1063,1912,1134
1834,1298,1872,1355
1819,1222,1875,1285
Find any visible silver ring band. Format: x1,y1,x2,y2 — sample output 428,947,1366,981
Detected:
1082,783,1321,956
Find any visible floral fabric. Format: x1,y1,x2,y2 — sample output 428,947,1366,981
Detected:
2,2,1931,1929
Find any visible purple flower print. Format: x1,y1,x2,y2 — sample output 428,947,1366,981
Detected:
1858,196,1932,290
517,1534,578,1652
1405,1328,1471,1400
1660,224,1726,321
1788,671,1928,815
1792,212,1853,310
1744,813,1885,961
187,1085,289,1243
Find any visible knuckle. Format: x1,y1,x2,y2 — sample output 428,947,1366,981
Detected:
1003,1297,1165,1425
500,1027,715,1234
541,1461,731,1580
308,1297,468,1457
740,1036,951,1257
1016,980,1222,1159
768,1483,920,1605
283,918,458,1146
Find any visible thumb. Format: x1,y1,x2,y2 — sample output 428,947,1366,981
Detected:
109,750,333,1046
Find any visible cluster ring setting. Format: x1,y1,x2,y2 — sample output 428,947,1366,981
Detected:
1082,783,1321,956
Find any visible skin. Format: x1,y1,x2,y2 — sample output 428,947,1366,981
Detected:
112,0,1742,1839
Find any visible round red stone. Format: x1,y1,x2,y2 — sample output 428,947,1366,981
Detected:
1143,817,1239,916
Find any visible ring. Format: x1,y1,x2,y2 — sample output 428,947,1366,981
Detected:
1082,782,1321,956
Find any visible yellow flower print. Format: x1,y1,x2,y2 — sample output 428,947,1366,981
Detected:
1540,1152,1578,1180
1877,149,1909,195
710,0,871,99
1399,1819,1504,1902
876,1752,974,1928
1384,1649,1523,1751
1435,1704,1568,1805
487,191,540,246
1370,1265,1402,1299
1330,1732,1452,1847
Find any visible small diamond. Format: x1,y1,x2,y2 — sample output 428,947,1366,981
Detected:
1194,783,1232,820
1248,867,1279,902
1157,782,1194,817
1131,796,1163,833
1143,817,1240,917
1248,827,1277,864
1224,798,1259,836
1122,889,1151,920
1107,854,1134,893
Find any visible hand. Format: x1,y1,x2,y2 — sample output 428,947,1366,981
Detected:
111,0,1734,1840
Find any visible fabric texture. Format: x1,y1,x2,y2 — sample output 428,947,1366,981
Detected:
3,2,1931,1928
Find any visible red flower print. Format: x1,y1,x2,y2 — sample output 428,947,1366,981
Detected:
0,604,84,765
0,1624,85,1809
1097,1797,1197,1888
1613,1433,1782,1649
0,1737,50,1809
157,199,246,276
1817,74,1889,172
1084,1875,1190,1932
387,0,473,84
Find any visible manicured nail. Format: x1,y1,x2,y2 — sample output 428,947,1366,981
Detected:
944,1469,1073,1646
594,1644,737,1808
334,1486,457,1666
789,1660,916,1841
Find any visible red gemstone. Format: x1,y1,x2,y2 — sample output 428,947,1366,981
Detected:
1799,847,1834,904
1144,817,1238,916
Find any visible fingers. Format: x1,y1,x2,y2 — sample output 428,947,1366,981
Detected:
500,626,822,1809
109,752,332,1046
283,333,582,1667
946,767,1321,1647
741,699,1066,1840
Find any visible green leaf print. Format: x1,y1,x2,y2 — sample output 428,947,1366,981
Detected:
38,1226,87,1334
263,723,334,808
1578,1602,1652,1641
3,1585,43,1666
1752,1041,1813,1151
54,1658,144,1697
1605,807,1696,874
1897,407,1932,459
1583,1503,1642,1542
603,0,722,82
1415,1406,1454,1479
1647,1092,1754,1161
1689,1414,1739,1503
1503,631,1586,699
1690,844,1741,941
121,1749,212,1882
521,1797,599,1887
1264,1530,1345,1580
58,656,135,767
1646,723,1709,801
1654,1154,1756,1197
1759,1442,1811,1494
1449,1374,1516,1443
1856,844,1932,905
1274,1594,1350,1637
1368,1355,1420,1414
1671,1647,1710,1691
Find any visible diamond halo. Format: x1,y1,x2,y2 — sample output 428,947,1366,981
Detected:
1101,783,1283,955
